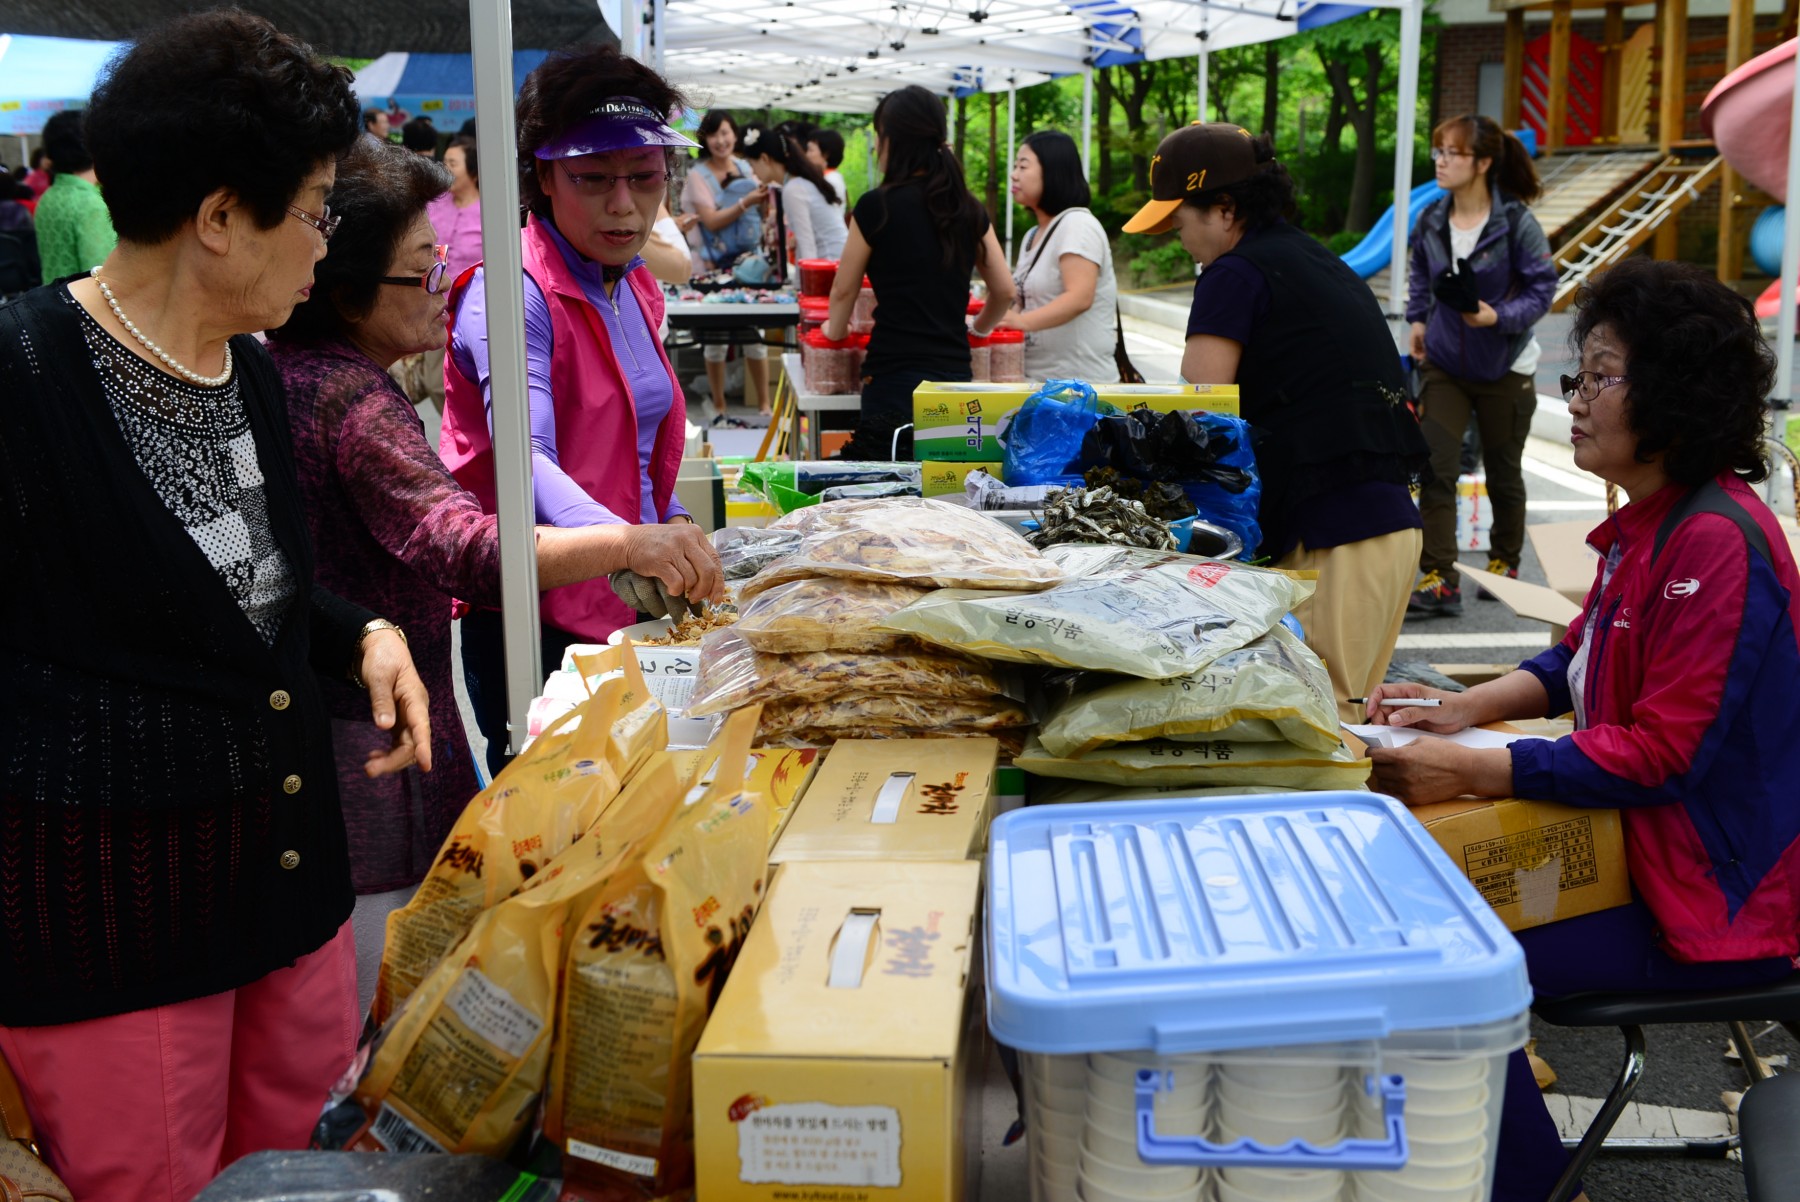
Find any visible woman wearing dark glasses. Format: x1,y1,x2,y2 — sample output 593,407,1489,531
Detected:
1366,258,1800,1202
269,136,719,1007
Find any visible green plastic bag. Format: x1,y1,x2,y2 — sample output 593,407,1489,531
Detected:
1015,733,1370,790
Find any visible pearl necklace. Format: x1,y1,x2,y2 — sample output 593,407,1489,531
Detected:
92,268,233,387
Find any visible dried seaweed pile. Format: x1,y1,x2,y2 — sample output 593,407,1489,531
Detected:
1026,486,1177,551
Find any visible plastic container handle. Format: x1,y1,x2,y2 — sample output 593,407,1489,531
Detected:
1133,1070,1410,1171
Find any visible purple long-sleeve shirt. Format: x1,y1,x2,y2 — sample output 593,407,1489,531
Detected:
449,218,687,526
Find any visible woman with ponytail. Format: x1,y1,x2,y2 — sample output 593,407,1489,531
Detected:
1404,114,1556,619
740,120,846,261
824,85,1013,458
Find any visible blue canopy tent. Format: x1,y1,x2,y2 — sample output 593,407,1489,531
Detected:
0,33,124,140
351,49,551,124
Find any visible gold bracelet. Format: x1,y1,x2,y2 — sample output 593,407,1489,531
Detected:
349,618,406,689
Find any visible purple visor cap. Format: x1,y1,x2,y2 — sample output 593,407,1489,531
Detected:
533,96,699,160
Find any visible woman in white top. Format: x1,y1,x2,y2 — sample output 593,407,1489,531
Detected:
1005,130,1118,383
679,109,772,421
741,121,847,263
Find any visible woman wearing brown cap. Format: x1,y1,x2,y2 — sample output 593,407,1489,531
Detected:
1123,123,1430,722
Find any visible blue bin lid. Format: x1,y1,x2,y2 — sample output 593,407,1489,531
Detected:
986,792,1529,1054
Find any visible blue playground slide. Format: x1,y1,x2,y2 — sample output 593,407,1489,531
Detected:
1339,181,1447,279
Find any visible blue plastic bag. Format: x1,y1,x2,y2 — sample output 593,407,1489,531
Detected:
1180,411,1262,555
1001,379,1104,486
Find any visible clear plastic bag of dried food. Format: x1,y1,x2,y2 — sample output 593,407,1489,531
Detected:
686,628,1014,718
733,576,927,654
712,527,801,581
1016,732,1370,790
1036,625,1339,757
758,693,1033,739
739,497,1065,598
876,544,1314,679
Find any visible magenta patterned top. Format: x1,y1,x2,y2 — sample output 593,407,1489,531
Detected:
271,335,488,894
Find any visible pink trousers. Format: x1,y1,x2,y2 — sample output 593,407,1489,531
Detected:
0,921,358,1202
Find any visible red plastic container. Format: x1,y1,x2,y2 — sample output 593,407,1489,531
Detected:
797,259,838,298
968,331,992,383
798,295,832,339
988,327,1026,383
802,329,863,395
850,278,878,335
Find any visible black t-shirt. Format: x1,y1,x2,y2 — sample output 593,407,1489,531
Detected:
854,181,988,377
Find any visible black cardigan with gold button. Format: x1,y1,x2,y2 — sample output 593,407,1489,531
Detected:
0,283,376,1026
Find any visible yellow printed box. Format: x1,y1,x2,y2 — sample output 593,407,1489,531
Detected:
769,738,998,864
693,859,986,1202
912,381,1240,461
920,460,1004,497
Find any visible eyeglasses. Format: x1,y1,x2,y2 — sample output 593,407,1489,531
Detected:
1430,148,1474,163
286,202,341,241
378,244,450,295
1560,371,1629,401
557,162,672,197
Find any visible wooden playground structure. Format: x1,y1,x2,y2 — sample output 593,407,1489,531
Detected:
1492,0,1796,303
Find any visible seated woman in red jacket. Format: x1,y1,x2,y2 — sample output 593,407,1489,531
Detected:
1367,258,1800,1202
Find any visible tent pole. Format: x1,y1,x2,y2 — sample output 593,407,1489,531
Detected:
1081,68,1093,176
652,0,665,72
1388,0,1423,318
468,0,542,758
1006,83,1017,263
1776,38,1800,404
1197,39,1210,123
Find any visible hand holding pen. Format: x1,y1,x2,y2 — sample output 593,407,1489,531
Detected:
1359,684,1475,732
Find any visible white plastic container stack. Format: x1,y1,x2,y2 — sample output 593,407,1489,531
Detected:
987,793,1531,1202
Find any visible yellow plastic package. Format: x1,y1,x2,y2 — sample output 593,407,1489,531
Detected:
732,576,928,654
739,496,1064,599
1016,733,1371,790
1036,625,1339,757
685,627,1011,719
546,707,769,1200
373,648,664,1026
350,736,693,1155
877,544,1315,679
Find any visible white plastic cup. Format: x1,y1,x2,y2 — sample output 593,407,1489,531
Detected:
1090,1051,1214,1088
1075,1170,1204,1202
1028,1053,1092,1090
1219,1061,1345,1093
1039,1079,1091,1114
1388,1104,1485,1143
1033,1104,1086,1142
1216,1099,1345,1148
1403,1131,1487,1168
1076,1148,1202,1197
1087,1092,1208,1137
1217,1074,1346,1119
1355,1167,1483,1202
1036,1168,1081,1202
1090,1069,1209,1113
1217,1167,1346,1202
1084,1123,1144,1166
1383,1056,1489,1091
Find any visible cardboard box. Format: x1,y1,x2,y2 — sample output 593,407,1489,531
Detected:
911,382,1240,461
920,460,1005,498
1412,793,1630,932
693,860,986,1202
1526,520,1602,607
769,738,998,864
1457,562,1582,645
671,746,822,851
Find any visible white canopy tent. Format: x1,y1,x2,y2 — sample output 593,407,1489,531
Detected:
471,0,1428,755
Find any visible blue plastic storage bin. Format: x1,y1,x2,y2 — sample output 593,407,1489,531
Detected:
986,792,1531,1202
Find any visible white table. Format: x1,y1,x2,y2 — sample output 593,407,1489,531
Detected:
782,352,861,459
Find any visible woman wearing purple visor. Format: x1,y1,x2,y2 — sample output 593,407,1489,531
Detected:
439,46,722,776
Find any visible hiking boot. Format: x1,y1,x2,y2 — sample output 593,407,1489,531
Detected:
1477,557,1519,601
1405,570,1462,619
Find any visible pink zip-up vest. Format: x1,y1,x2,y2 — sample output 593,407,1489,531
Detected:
440,214,686,641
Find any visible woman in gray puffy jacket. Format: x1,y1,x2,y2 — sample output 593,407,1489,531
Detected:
1404,115,1555,618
